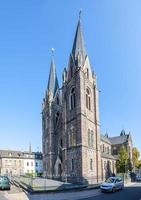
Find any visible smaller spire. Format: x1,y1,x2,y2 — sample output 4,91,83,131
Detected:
47,49,59,98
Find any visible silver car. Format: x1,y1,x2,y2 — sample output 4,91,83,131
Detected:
100,177,124,192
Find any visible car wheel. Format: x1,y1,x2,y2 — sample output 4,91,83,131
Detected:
112,187,116,193
121,185,124,190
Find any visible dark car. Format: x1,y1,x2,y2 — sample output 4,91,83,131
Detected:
0,176,10,190
136,176,141,182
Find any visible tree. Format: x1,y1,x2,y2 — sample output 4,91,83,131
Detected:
132,147,141,170
116,146,131,173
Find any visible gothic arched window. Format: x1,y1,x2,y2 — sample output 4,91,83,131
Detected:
55,112,59,125
70,87,76,110
88,129,94,148
86,88,91,110
56,96,59,105
69,127,76,147
71,159,74,171
90,159,93,170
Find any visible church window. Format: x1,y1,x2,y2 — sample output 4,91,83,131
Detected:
70,66,73,78
56,96,59,105
88,129,91,147
69,127,76,147
70,87,76,110
86,68,89,79
71,159,74,171
86,88,91,110
55,112,59,125
45,117,48,129
88,129,94,148
90,159,93,170
103,144,105,152
60,139,63,148
91,130,94,147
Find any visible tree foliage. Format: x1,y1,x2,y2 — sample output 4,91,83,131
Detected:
132,147,141,169
116,146,132,173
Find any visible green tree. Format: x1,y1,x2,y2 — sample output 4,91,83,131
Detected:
116,146,130,173
132,147,141,169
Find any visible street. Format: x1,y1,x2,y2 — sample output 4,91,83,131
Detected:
80,183,141,200
0,182,141,200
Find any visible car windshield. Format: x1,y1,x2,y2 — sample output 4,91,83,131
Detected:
105,178,115,183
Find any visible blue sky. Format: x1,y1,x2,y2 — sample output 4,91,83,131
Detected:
0,0,141,153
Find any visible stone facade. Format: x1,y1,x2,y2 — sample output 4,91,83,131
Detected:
42,17,101,184
42,17,133,184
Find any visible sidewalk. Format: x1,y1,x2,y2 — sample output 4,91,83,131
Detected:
4,192,29,200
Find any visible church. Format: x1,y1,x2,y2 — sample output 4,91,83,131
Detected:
42,15,133,184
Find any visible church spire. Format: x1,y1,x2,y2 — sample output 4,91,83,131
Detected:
47,49,59,98
71,11,87,66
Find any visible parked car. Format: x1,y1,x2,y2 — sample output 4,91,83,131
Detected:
0,176,10,190
100,177,124,193
136,176,141,182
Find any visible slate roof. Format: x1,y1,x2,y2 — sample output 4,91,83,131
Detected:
0,150,42,159
0,150,24,158
71,18,87,66
101,134,111,145
109,135,129,145
101,152,116,160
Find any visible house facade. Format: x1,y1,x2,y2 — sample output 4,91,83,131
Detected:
0,150,43,176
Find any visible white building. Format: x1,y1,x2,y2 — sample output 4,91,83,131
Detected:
0,150,43,176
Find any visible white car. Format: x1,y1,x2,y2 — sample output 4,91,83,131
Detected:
100,177,124,192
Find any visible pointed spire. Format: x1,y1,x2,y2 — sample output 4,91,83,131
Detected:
71,11,87,66
47,49,59,98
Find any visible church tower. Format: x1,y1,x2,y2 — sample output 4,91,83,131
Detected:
62,14,101,184
42,53,62,178
42,14,101,184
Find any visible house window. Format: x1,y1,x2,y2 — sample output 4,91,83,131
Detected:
90,159,93,170
86,88,91,110
27,162,29,166
70,88,76,110
36,162,38,167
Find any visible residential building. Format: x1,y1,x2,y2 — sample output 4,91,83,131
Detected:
0,150,43,176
